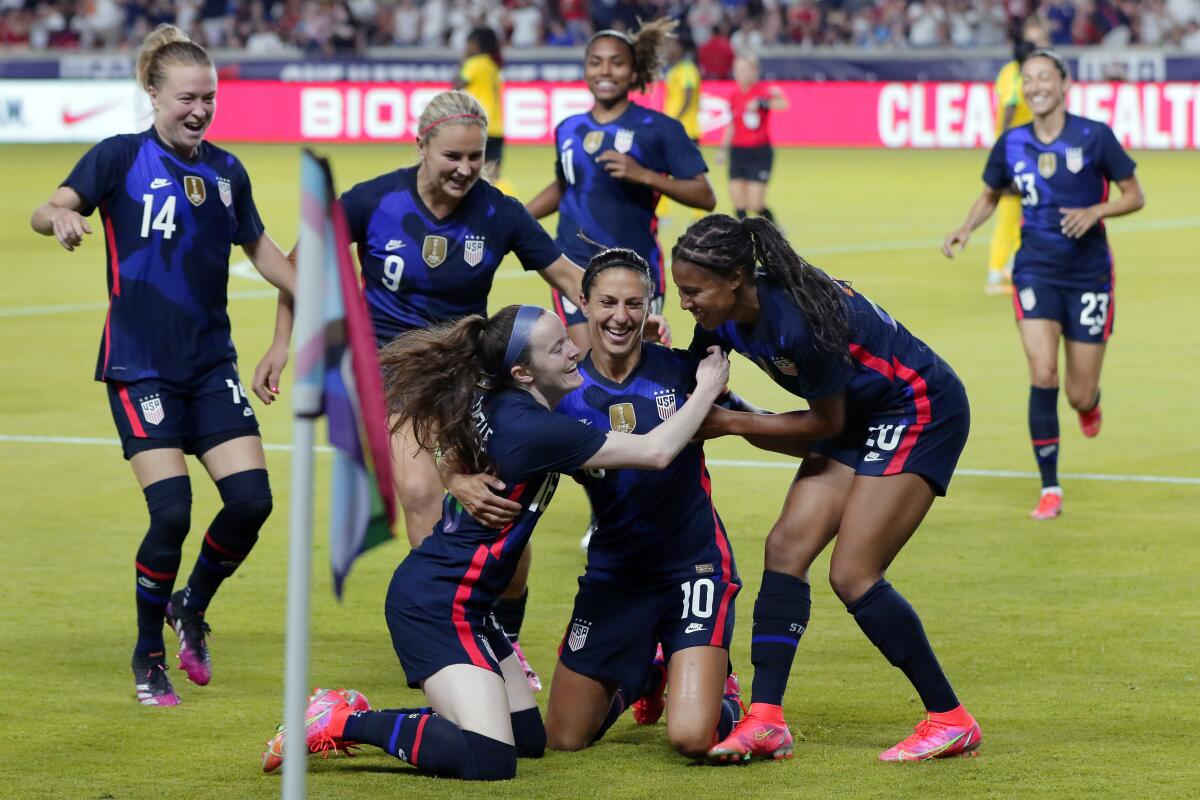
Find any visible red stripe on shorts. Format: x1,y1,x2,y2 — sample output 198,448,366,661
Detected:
884,358,932,476
118,385,148,438
452,544,494,670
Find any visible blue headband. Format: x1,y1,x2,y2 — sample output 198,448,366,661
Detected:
502,305,543,373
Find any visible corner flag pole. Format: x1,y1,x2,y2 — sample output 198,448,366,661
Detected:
283,150,331,800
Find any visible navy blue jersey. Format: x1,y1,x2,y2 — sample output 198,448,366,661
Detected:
554,102,707,291
62,127,265,384
555,344,737,587
983,113,1136,289
402,390,606,612
341,167,561,346
692,279,958,430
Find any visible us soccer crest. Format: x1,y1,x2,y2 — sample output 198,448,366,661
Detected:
1066,147,1084,173
217,177,232,207
183,175,206,206
773,357,799,377
614,128,635,154
609,402,636,433
1019,286,1037,311
567,619,591,652
583,130,604,154
1038,152,1057,179
140,394,165,426
654,389,677,420
422,235,448,268
463,234,485,267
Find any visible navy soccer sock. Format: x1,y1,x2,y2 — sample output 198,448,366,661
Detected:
749,571,811,706
182,469,272,612
342,711,516,780
848,579,959,713
735,208,748,221
760,207,776,223
134,476,192,658
510,707,546,758
492,589,528,643
591,687,632,744
716,696,740,742
1029,386,1060,489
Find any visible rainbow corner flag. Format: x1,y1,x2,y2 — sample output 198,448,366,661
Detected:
296,150,397,598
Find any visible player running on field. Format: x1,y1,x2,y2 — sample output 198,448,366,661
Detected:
526,18,716,351
260,305,730,780
538,249,745,760
942,49,1144,520
672,215,981,763
30,24,296,706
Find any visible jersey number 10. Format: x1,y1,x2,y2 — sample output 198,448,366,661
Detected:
140,194,178,239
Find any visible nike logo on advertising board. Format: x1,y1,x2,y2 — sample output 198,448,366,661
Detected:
61,100,122,126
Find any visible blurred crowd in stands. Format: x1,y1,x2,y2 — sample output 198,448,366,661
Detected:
4,0,1200,59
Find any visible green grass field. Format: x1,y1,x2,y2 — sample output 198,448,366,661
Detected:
2,144,1198,799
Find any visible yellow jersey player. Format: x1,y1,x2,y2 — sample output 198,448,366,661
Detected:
455,27,514,194
986,17,1050,295
658,33,704,223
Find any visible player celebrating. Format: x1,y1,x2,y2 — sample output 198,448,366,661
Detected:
943,49,1144,520
543,249,744,760
671,215,980,763
985,17,1051,295
454,26,511,192
255,89,584,688
719,53,787,225
30,24,296,706
261,305,730,780
526,18,716,349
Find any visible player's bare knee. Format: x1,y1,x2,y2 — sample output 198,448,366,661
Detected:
1066,382,1098,411
1030,366,1059,389
763,526,807,574
828,562,877,605
545,724,591,752
667,724,711,759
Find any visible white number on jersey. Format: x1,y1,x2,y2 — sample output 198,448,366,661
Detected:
225,378,248,404
527,473,560,514
680,578,715,619
140,194,178,239
560,143,576,186
382,254,405,291
1014,174,1038,207
1079,292,1110,327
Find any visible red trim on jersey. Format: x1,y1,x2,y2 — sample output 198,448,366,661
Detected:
698,455,736,646
101,205,120,374
1103,249,1116,341
885,358,932,476
409,713,429,766
551,288,569,326
1032,437,1060,446
849,343,895,380
118,385,148,438
451,544,494,670
136,561,176,580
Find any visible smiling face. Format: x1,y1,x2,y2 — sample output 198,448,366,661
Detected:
418,122,486,199
671,258,743,330
149,63,217,158
1021,55,1068,118
583,266,651,361
585,36,634,105
515,312,584,401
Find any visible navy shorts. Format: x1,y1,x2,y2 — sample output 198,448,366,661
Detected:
485,135,504,164
553,290,664,328
1013,281,1114,343
106,360,260,460
386,596,514,689
811,372,970,496
557,574,740,692
729,145,774,183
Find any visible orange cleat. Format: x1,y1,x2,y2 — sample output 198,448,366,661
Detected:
707,703,794,763
261,688,355,774
632,644,667,725
1079,404,1102,438
879,707,981,761
1030,489,1063,520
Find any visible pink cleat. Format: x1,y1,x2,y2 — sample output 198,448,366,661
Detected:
311,687,371,713
261,688,354,774
165,592,212,686
632,644,667,725
1030,489,1063,520
879,708,981,761
511,641,542,693
707,703,794,763
132,655,180,706
1079,404,1102,438
723,672,747,718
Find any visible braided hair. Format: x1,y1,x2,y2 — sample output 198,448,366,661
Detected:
672,215,851,361
587,17,677,94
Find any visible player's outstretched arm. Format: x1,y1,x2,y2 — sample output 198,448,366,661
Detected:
31,187,91,252
242,233,296,295
584,347,729,470
1060,174,1144,239
526,180,563,219
536,256,585,301
697,393,845,446
942,186,1004,258
596,151,717,211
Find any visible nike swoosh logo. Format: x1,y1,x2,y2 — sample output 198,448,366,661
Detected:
150,179,171,189
61,99,123,126
754,729,778,741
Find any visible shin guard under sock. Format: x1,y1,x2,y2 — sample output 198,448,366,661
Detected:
134,476,192,657
749,571,811,706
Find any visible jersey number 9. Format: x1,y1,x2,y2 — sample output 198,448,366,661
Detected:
382,254,405,291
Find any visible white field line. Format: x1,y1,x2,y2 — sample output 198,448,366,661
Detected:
8,216,1197,319
1,434,1197,487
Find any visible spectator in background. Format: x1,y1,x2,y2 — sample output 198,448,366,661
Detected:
786,0,821,45
731,13,765,51
509,0,544,48
559,0,591,41
544,15,577,45
688,0,723,45
908,1,948,47
947,0,978,47
421,0,448,46
392,0,421,45
1137,0,1172,45
698,21,734,77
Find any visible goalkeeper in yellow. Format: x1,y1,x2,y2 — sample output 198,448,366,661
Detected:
455,27,514,195
987,17,1050,295
658,33,705,224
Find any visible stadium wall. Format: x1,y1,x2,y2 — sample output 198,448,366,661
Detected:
4,79,1199,149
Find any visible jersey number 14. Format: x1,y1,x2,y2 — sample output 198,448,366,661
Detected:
140,194,178,239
